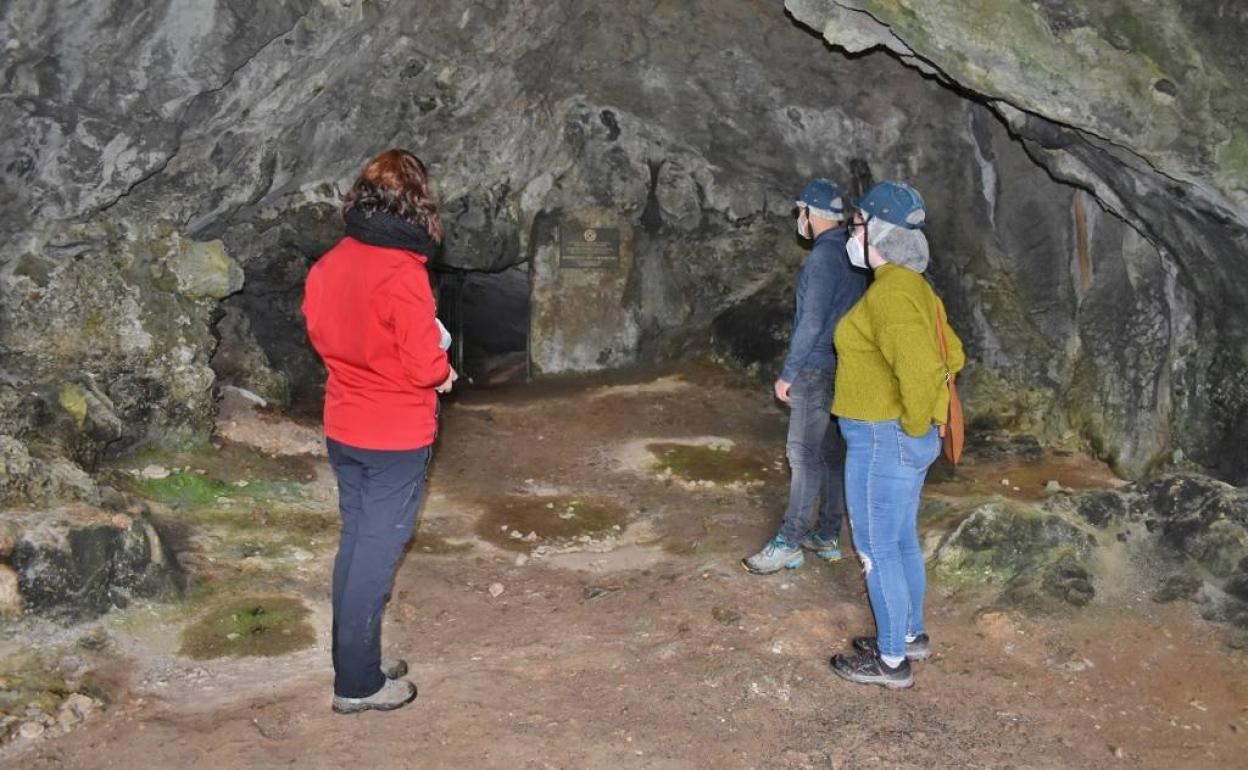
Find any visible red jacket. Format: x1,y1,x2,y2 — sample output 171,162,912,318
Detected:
301,237,449,450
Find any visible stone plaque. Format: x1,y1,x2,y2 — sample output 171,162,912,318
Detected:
559,226,620,269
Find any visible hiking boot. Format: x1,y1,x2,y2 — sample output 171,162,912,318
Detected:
800,533,843,562
830,648,913,690
381,657,408,679
331,678,418,715
742,536,805,574
852,633,932,662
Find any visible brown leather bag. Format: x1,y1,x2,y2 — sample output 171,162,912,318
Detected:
934,303,965,465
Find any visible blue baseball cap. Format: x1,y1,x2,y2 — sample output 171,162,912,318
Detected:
855,181,926,229
795,179,844,219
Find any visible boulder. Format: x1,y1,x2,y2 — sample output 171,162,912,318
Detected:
933,501,1098,611
166,236,243,301
0,435,97,506
1,506,181,618
0,564,22,617
1072,490,1130,528
1129,473,1248,577
1152,573,1204,604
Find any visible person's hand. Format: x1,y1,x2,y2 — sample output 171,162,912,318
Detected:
774,378,791,404
436,366,458,394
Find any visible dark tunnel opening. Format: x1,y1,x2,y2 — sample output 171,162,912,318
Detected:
435,264,532,387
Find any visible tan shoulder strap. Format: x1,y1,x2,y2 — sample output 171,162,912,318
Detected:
932,296,951,379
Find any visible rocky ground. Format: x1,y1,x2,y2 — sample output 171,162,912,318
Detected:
1,365,1246,769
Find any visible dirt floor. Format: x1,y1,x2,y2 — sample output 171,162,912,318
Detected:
3,365,1247,769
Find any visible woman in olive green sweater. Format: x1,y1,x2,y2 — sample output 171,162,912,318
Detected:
829,182,965,690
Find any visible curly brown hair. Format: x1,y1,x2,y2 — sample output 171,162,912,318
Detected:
342,149,444,244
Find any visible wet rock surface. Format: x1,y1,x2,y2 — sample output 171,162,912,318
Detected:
0,506,180,618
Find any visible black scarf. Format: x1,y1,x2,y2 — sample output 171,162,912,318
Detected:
344,208,438,258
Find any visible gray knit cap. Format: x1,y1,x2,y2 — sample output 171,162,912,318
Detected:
869,219,929,273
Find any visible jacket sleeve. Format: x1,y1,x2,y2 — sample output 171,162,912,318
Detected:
385,266,451,390
869,289,947,438
779,256,832,382
300,266,324,354
825,263,867,352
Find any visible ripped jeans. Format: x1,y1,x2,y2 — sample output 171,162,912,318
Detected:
839,418,941,660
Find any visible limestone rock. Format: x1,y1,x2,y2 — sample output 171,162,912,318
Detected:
210,307,291,407
55,694,99,730
0,435,97,506
1152,573,1204,604
1130,474,1248,577
1054,473,1248,624
0,436,36,501
215,386,325,457
0,564,23,617
2,506,181,617
1072,490,1130,528
18,721,44,740
139,464,171,481
166,236,243,300
934,501,1097,611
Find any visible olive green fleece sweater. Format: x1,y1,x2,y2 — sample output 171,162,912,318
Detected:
832,264,966,437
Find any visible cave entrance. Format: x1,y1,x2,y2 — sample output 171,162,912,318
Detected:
434,263,531,387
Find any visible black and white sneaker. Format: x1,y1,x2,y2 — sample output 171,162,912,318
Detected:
852,633,932,662
830,648,914,689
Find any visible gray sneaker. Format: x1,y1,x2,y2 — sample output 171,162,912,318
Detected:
742,536,805,574
381,658,408,679
332,677,417,714
800,533,843,562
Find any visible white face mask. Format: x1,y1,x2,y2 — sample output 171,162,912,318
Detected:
848,219,906,269
846,237,867,269
796,210,812,239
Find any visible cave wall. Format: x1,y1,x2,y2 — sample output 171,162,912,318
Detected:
787,0,1248,482
1,0,1244,485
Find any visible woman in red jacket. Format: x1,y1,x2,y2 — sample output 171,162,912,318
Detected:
302,149,456,714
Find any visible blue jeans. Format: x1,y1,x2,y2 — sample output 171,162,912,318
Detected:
778,369,847,546
839,418,940,659
327,438,431,698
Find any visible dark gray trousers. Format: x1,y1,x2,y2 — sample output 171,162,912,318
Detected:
327,438,431,698
778,368,847,547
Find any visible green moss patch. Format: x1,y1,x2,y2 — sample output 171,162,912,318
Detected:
190,507,337,536
136,472,230,506
0,653,72,720
179,596,315,660
475,496,627,552
647,442,776,485
1218,130,1248,184
0,652,110,740
132,472,309,509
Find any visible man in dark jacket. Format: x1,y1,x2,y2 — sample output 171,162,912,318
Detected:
743,179,867,574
